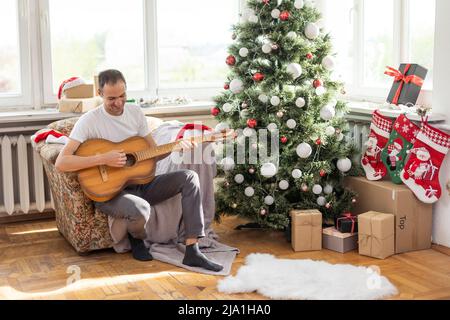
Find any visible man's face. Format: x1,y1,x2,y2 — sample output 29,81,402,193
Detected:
100,81,127,116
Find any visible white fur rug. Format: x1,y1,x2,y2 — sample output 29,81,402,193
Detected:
217,254,398,300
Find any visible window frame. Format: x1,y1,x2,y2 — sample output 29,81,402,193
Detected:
0,0,33,109
339,0,434,106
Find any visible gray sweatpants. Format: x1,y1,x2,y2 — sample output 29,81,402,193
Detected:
94,169,206,240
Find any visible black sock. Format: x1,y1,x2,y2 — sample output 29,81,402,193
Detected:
182,243,223,272
128,233,153,261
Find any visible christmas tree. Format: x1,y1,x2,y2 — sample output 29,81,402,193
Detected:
213,0,359,230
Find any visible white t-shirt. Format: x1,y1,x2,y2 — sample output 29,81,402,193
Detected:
69,104,151,143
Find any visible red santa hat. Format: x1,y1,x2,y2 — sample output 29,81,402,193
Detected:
58,77,86,99
388,138,403,152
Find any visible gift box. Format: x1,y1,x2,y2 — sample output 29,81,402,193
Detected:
385,64,428,106
58,96,103,113
344,177,432,254
358,211,395,259
290,210,322,252
64,84,95,99
334,213,358,233
322,227,358,253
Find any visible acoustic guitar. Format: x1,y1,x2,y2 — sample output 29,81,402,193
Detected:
75,130,234,202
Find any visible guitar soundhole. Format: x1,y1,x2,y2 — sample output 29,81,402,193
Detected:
125,154,137,167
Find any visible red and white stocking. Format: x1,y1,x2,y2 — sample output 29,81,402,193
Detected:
401,122,450,203
361,110,393,180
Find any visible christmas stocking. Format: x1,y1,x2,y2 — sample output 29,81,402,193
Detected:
401,122,450,203
361,110,393,181
381,114,420,184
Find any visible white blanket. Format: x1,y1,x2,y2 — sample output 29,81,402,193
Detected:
108,121,239,275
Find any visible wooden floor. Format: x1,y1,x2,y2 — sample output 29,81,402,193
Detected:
0,216,449,300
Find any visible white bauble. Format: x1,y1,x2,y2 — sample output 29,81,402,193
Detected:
264,195,275,206
279,180,289,190
312,184,323,195
287,31,297,39
276,111,284,118
239,47,249,57
337,132,345,142
270,96,281,106
296,142,312,158
243,127,255,137
292,169,303,179
222,103,233,113
262,43,272,54
325,126,336,136
286,119,297,129
337,158,352,173
215,122,230,132
248,15,259,23
315,86,327,96
243,8,255,22
286,63,303,79
240,109,249,118
305,23,319,40
271,9,281,19
234,174,244,184
261,162,278,178
320,104,336,121
245,187,255,197
324,184,333,195
317,196,326,206
229,79,243,94
322,55,335,71
258,94,269,103
294,0,305,9
220,157,235,171
267,123,278,132
295,97,306,108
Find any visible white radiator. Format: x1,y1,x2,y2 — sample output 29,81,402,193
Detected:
347,120,371,152
0,134,54,217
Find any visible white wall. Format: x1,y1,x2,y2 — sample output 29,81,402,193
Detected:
431,0,450,247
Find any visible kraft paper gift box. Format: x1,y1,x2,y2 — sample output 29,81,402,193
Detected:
358,211,395,259
344,177,432,254
64,84,95,99
290,210,322,252
58,96,103,113
322,227,358,253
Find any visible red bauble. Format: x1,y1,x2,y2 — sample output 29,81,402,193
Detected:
224,83,230,90
306,53,313,60
211,107,220,116
315,138,322,145
226,55,236,66
252,72,265,82
313,79,323,88
262,0,270,4
320,169,327,177
280,11,290,21
325,203,331,209
280,136,288,144
247,118,258,128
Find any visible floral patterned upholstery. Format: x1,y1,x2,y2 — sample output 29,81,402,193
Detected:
34,116,163,254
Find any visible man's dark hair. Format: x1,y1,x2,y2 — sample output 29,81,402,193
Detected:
98,69,127,91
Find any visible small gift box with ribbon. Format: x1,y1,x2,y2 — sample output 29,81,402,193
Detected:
290,210,322,252
322,227,358,253
385,64,428,106
334,212,358,234
358,211,395,259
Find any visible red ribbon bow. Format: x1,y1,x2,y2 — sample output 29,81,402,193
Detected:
384,64,424,105
337,212,357,234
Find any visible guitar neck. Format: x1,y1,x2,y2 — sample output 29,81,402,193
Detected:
135,135,216,162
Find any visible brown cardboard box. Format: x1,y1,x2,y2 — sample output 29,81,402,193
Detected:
64,84,95,99
345,177,432,253
290,210,322,252
322,227,358,253
58,96,103,113
93,75,100,96
358,212,395,259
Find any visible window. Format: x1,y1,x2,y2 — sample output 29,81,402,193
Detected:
323,0,435,104
156,0,239,90
0,0,31,107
